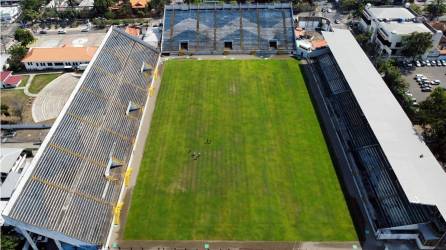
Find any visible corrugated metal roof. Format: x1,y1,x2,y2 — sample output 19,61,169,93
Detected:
323,29,446,220
3,27,159,246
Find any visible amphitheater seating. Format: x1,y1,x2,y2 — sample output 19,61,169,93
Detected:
6,28,159,246
162,3,295,55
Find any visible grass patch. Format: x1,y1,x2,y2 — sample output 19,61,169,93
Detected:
19,75,29,87
28,73,61,94
124,59,356,241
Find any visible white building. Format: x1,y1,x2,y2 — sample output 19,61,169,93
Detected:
22,46,97,71
359,4,443,58
0,6,20,24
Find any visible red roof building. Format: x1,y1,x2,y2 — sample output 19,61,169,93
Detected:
1,71,22,88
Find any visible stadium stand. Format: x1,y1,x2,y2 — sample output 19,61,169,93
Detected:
162,3,296,55
308,29,446,249
2,27,159,248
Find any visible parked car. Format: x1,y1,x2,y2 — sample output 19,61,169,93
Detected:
39,30,47,34
442,60,446,66
437,60,443,66
432,80,441,85
81,28,89,32
334,19,341,24
431,60,437,66
421,87,433,92
426,61,432,66
58,29,66,34
421,60,427,66
416,61,421,67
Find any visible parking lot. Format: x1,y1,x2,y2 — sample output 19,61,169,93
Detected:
401,64,446,103
31,32,106,48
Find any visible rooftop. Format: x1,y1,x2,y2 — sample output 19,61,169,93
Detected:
380,21,432,35
0,148,23,174
130,0,148,8
22,46,98,63
323,28,446,220
366,6,416,20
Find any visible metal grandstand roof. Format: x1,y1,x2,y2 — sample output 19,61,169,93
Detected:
2,27,159,246
322,29,446,219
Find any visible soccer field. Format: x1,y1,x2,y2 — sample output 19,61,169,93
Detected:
124,59,356,241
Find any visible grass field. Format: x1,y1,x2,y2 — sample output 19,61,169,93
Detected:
28,73,62,94
124,59,356,241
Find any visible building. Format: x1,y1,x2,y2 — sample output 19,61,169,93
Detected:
161,3,296,55
359,4,442,57
125,26,141,37
305,28,446,249
0,6,20,23
2,27,160,249
22,46,97,71
0,148,30,225
1,71,22,88
130,0,148,9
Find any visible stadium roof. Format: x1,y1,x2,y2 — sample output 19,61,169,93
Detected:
3,27,159,246
22,47,98,63
322,28,446,219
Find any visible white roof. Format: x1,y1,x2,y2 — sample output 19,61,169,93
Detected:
322,29,446,219
0,148,22,174
380,21,432,35
367,7,415,19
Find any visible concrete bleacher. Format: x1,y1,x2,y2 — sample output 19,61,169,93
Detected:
3,28,159,247
162,3,296,55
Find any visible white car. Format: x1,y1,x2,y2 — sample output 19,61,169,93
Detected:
433,80,441,85
58,29,66,34
416,61,421,67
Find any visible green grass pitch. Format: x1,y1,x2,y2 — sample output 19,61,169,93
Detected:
124,59,357,241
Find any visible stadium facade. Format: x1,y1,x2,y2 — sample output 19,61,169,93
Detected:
2,27,160,249
306,28,446,249
161,3,296,55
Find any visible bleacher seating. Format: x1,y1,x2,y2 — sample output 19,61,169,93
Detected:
5,28,159,246
316,53,434,230
162,3,296,55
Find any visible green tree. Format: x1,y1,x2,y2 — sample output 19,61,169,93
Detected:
426,0,446,18
14,28,35,46
20,0,44,21
377,59,415,117
21,9,40,22
7,44,28,72
94,0,113,15
401,32,432,59
1,104,10,116
340,0,357,11
1,228,22,250
410,4,423,15
355,31,371,47
418,88,446,163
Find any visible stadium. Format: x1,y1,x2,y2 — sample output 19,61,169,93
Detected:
2,3,446,250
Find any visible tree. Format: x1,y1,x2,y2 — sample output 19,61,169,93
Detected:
94,0,113,15
20,0,44,21
377,59,415,116
1,104,10,116
418,88,446,163
340,0,357,11
14,28,34,46
410,4,423,15
426,0,446,18
355,31,371,47
401,32,432,59
6,44,28,72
